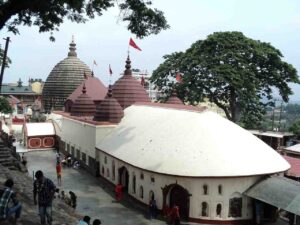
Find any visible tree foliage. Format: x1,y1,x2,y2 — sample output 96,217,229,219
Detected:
284,104,300,115
0,0,169,40
0,97,12,114
151,31,299,128
289,120,300,138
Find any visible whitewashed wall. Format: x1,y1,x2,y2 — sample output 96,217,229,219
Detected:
61,117,115,164
98,150,261,222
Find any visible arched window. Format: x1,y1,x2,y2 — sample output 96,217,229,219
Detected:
218,185,222,195
140,186,144,199
140,173,144,180
216,203,222,217
111,161,115,180
203,184,208,195
132,175,136,194
149,190,155,202
201,202,208,216
104,156,107,164
101,166,104,175
106,168,110,177
229,193,242,217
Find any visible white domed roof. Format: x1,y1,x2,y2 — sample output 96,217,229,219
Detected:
97,105,290,177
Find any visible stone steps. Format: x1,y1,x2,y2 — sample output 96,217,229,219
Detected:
0,157,14,163
0,139,21,171
1,161,15,167
0,154,11,159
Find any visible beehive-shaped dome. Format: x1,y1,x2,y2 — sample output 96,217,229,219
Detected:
70,83,96,116
166,90,183,105
42,39,91,111
112,56,150,109
93,86,124,123
65,73,107,112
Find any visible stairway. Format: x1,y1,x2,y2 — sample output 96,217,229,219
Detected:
0,140,19,170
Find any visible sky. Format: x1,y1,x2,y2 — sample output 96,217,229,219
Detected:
1,0,300,101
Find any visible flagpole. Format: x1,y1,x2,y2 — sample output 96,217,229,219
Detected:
127,39,130,57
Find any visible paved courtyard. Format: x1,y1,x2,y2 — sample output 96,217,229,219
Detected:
24,150,167,225
22,150,289,225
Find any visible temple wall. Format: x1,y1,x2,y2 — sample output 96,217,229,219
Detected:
97,149,263,224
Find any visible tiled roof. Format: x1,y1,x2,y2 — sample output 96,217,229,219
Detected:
283,155,300,178
1,85,36,94
112,56,150,109
166,90,183,105
67,75,107,103
70,83,96,116
93,86,124,123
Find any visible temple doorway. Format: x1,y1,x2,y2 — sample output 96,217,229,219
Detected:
118,166,129,192
169,184,189,220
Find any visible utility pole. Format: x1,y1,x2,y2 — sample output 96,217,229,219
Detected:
271,106,275,131
0,37,10,93
278,100,284,132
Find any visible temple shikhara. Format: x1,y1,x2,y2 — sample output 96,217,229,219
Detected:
40,40,293,224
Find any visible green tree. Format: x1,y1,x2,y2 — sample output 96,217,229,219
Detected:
285,104,300,115
289,120,300,139
151,31,299,128
0,97,12,114
0,0,169,41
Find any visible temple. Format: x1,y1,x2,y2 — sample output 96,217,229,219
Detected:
45,51,290,224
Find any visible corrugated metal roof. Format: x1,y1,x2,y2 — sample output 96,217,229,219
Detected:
1,85,36,94
249,130,294,138
244,176,300,215
285,144,300,153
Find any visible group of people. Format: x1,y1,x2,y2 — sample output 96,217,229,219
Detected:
0,170,56,225
0,170,82,225
60,153,80,169
77,215,101,225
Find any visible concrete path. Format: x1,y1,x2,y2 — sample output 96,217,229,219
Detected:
23,150,289,225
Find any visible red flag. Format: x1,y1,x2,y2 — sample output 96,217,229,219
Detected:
176,73,182,83
129,38,142,51
109,64,113,76
141,76,145,87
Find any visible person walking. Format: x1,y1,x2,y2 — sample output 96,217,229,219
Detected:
168,205,180,225
149,196,157,219
55,152,61,164
21,153,27,167
114,184,122,201
0,179,22,225
56,162,62,186
77,215,91,225
33,170,56,225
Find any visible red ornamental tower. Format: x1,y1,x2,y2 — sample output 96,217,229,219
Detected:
70,83,96,116
112,56,150,109
93,85,124,123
